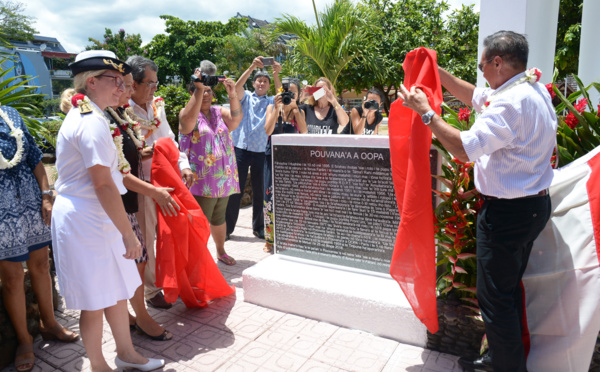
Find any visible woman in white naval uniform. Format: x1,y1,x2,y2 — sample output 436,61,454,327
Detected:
52,50,163,372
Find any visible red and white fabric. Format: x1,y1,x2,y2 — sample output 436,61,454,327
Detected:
524,146,600,371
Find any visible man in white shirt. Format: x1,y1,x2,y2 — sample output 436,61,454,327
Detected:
398,31,557,372
126,55,193,309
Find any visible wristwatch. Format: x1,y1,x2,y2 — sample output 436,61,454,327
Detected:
421,110,436,125
41,190,53,197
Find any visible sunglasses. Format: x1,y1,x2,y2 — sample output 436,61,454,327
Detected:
478,55,503,72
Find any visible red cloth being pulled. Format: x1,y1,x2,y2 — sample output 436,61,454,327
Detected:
151,137,235,307
388,47,443,334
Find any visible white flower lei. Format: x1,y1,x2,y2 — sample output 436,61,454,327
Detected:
106,107,146,151
124,102,161,135
0,106,25,170
482,67,542,111
73,95,131,175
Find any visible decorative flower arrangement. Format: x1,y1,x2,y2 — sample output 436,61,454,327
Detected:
71,94,131,175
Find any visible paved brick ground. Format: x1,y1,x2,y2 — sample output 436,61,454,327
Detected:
2,206,463,372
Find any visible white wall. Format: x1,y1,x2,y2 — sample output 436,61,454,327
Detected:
477,0,560,87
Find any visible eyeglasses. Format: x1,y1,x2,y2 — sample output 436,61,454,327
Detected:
140,80,159,88
478,55,503,72
97,74,124,89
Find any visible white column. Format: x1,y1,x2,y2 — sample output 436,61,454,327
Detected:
476,0,560,87
578,0,600,105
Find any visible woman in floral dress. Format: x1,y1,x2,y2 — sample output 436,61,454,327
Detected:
179,70,242,266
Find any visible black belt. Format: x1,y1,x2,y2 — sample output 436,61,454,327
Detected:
482,189,548,201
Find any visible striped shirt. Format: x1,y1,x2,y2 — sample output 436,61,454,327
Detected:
460,72,557,199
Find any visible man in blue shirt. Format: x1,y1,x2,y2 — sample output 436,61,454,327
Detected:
226,56,281,239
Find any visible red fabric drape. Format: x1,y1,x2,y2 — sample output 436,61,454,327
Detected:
388,47,442,333
151,137,235,307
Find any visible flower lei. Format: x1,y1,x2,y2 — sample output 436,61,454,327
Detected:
0,106,24,170
482,67,542,111
106,106,146,151
71,94,131,175
124,97,163,136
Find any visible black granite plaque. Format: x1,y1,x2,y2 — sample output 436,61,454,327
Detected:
272,143,399,273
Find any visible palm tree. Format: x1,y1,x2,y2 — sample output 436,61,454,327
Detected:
273,0,373,88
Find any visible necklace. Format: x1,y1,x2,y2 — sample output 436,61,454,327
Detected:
483,67,542,111
106,107,146,151
71,94,131,175
124,100,161,136
0,106,24,170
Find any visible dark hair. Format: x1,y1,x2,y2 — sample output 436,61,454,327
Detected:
125,55,158,83
483,30,528,70
285,78,301,104
364,87,385,103
253,71,271,83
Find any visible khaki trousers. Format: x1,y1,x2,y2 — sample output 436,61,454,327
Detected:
135,193,161,300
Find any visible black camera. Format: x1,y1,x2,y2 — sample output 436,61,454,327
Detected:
280,79,295,105
364,100,380,111
190,72,226,87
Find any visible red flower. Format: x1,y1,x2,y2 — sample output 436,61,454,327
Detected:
71,93,85,107
565,112,579,129
597,105,600,116
155,118,161,127
458,107,471,122
155,97,164,102
484,101,490,107
574,98,588,113
122,103,130,109
545,83,556,99
533,69,542,82
112,127,121,138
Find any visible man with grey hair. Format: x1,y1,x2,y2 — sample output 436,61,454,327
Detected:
398,31,556,372
126,55,193,309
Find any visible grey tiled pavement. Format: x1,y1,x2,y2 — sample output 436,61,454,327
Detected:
2,206,463,372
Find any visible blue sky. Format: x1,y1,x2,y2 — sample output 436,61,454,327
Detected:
23,0,479,54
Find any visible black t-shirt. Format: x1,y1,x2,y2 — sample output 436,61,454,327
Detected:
300,104,340,134
265,110,299,156
341,106,383,135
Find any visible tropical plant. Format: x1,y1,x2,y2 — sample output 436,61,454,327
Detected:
155,84,190,137
548,71,600,167
147,15,247,85
0,0,37,42
432,104,481,314
273,0,374,88
86,28,147,60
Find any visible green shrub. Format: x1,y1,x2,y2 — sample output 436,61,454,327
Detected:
155,85,190,137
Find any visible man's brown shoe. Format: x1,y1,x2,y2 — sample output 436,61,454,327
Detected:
145,292,172,309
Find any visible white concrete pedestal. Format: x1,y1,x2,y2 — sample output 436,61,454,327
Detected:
242,255,427,347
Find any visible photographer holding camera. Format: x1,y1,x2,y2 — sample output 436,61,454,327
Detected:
262,78,307,253
342,88,385,135
178,60,242,266
225,56,282,241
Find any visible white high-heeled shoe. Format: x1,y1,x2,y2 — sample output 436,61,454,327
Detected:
114,356,165,371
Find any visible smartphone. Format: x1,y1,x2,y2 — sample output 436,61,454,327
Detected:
261,57,274,66
312,87,326,101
